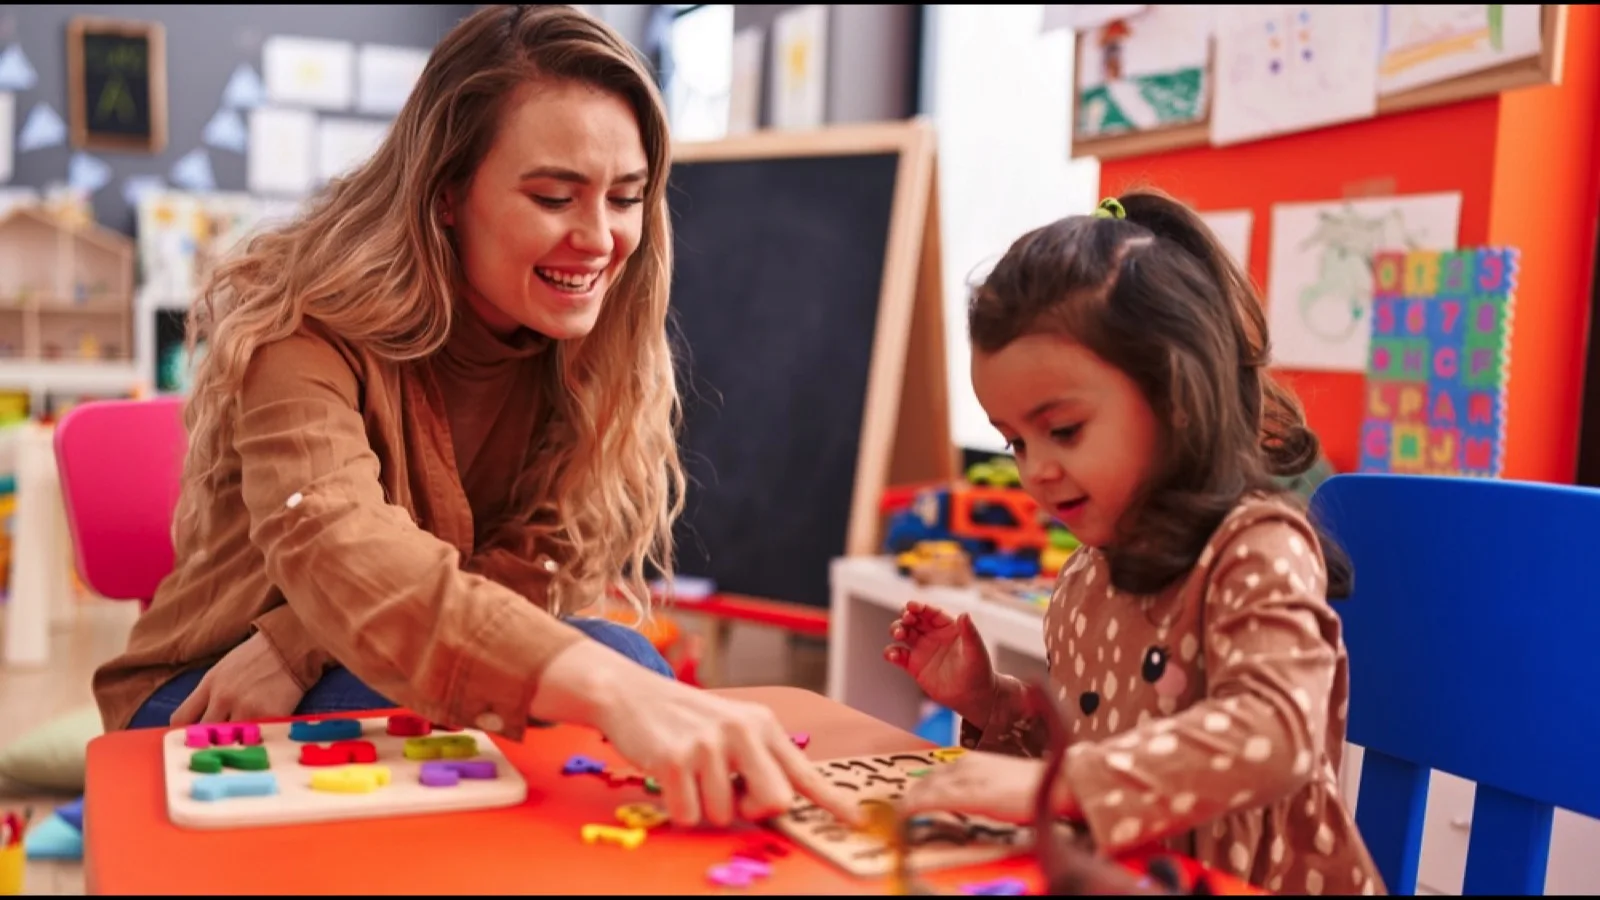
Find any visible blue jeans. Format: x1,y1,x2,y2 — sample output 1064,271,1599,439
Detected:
127,616,674,730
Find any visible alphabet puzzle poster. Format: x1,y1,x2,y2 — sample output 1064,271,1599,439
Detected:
1358,246,1517,477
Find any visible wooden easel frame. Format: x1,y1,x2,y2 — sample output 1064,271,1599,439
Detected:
672,118,956,558
1071,4,1568,162
66,16,168,154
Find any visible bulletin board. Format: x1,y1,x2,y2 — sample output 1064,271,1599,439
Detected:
1072,4,1569,161
65,16,169,154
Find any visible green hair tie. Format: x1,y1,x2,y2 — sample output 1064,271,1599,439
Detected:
1092,197,1126,220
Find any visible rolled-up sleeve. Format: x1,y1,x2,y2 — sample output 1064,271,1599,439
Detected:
234,329,584,739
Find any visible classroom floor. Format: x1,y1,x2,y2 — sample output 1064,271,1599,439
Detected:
0,596,819,896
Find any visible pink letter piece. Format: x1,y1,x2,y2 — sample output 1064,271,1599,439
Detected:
790,732,810,749
184,723,263,748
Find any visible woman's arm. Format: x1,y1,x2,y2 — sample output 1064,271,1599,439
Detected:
245,525,565,691
234,328,587,739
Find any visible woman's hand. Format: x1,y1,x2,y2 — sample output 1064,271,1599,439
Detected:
169,631,307,725
897,750,1071,825
532,640,862,830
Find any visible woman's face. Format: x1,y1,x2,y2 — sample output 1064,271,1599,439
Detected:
446,80,649,339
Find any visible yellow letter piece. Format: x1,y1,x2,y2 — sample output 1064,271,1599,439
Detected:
310,764,392,794
581,824,647,849
615,803,669,830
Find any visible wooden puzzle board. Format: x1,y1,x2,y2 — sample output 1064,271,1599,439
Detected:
770,749,1033,877
163,716,528,830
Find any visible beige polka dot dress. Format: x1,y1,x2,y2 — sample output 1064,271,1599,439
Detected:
961,494,1386,895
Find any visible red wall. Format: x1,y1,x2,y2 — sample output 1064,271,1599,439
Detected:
1099,5,1600,483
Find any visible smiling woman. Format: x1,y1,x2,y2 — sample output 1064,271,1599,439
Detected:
89,4,861,832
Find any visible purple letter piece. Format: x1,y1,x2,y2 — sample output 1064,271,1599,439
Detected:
419,759,500,787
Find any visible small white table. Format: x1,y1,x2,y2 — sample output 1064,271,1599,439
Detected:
825,555,1047,735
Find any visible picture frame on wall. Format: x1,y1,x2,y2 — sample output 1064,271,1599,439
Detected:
66,15,169,154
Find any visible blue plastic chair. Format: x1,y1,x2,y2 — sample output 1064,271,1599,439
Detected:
1311,473,1600,895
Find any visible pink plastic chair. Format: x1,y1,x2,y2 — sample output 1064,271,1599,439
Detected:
53,397,187,612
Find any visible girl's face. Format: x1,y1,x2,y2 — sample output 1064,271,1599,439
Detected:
446,80,649,339
972,332,1160,548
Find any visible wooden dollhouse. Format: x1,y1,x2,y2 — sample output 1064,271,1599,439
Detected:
0,205,135,366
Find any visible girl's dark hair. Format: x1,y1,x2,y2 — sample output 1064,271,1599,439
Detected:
968,189,1353,600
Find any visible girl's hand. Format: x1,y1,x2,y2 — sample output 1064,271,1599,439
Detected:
897,750,1068,825
532,639,862,831
169,631,308,725
883,601,996,723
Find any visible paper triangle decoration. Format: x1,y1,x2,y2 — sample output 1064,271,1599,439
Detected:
24,814,83,861
66,152,112,195
221,63,266,109
169,147,216,192
202,106,248,153
122,174,166,209
17,101,65,152
0,44,36,92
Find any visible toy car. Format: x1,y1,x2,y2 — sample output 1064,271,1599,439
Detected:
895,540,975,586
965,456,1021,488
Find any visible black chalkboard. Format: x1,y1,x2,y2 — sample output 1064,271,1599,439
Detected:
664,125,945,610
68,17,167,153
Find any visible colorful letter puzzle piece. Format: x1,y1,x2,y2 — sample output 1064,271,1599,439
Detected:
385,714,432,737
288,719,364,742
931,747,966,763
184,722,263,748
790,732,810,749
191,772,279,802
733,839,790,863
614,803,668,830
961,877,1027,895
310,764,392,794
580,823,646,849
403,734,478,760
418,759,499,787
298,740,378,767
189,745,271,774
562,754,606,775
707,857,773,888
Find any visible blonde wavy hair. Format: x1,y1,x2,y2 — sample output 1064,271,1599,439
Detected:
176,4,684,619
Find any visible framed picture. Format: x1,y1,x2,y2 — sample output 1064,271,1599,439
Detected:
66,16,168,153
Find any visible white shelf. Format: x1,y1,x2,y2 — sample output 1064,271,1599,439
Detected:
0,359,141,395
827,555,1045,734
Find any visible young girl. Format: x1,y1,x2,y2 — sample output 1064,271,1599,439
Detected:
884,192,1383,895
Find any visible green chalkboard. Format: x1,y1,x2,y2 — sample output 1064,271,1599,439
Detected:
67,17,167,153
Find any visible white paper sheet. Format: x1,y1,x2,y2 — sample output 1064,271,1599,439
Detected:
1077,5,1213,138
668,4,734,142
1211,5,1382,147
1042,5,1149,34
0,92,12,185
247,107,316,196
316,117,388,184
1378,4,1543,95
727,27,764,136
263,36,354,110
769,5,828,131
357,44,429,116
1266,192,1463,373
1200,209,1254,271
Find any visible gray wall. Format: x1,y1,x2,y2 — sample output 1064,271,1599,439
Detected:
4,4,476,236
591,4,920,128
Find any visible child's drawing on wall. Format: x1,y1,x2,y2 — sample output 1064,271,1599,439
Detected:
1265,193,1463,373
1075,7,1210,140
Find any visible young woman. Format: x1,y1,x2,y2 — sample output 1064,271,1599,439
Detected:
93,4,856,831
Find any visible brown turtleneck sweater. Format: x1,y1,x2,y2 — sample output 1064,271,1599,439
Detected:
91,308,586,739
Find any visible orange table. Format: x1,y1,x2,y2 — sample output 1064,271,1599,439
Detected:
83,687,1255,895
